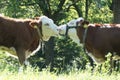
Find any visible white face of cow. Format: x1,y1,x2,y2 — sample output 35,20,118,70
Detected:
57,17,84,44
38,16,58,41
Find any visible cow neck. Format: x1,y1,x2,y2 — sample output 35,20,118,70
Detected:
77,26,88,44
36,26,43,42
82,27,88,48
77,26,88,54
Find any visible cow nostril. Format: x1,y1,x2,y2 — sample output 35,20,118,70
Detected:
57,28,60,31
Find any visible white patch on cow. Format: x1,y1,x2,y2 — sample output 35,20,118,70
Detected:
106,25,111,28
68,19,78,26
57,24,67,35
24,60,30,65
88,53,105,64
0,46,18,58
38,16,58,41
77,17,84,21
25,42,41,59
76,17,84,26
115,24,120,27
102,24,112,28
0,14,2,16
88,24,95,27
0,42,41,59
57,19,78,35
68,28,80,44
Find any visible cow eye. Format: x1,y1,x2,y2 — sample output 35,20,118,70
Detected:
70,22,74,25
44,23,49,26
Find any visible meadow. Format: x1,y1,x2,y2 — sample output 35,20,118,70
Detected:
0,68,120,80
0,64,120,80
0,51,120,80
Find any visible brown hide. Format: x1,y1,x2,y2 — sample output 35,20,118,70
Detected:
76,23,120,63
0,15,42,65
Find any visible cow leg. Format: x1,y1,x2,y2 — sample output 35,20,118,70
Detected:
24,60,30,66
92,49,106,73
16,48,26,65
16,48,27,72
86,54,95,73
18,59,30,72
15,48,26,71
93,49,106,63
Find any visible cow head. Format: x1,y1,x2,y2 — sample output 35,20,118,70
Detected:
56,18,79,42
57,17,89,44
30,16,58,41
57,17,86,36
76,18,89,28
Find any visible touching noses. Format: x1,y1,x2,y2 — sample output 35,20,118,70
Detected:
57,27,62,32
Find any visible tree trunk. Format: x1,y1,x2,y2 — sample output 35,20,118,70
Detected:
113,0,120,23
44,37,55,71
85,0,89,19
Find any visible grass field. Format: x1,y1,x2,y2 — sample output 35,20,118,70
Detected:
0,51,120,80
0,66,120,80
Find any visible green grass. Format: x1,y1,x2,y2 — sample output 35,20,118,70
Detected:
0,51,120,80
0,66,120,80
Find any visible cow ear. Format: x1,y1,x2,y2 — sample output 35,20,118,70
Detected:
83,21,89,28
83,20,89,25
33,17,40,20
76,20,83,26
29,21,39,28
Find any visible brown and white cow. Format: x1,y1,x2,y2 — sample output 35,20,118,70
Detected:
0,15,58,65
57,17,120,64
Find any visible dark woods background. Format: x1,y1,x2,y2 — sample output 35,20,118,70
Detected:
0,0,120,73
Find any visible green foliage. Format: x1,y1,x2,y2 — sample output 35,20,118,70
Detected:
0,52,19,72
0,0,42,18
71,0,113,23
28,37,88,73
53,37,88,73
88,2,113,23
